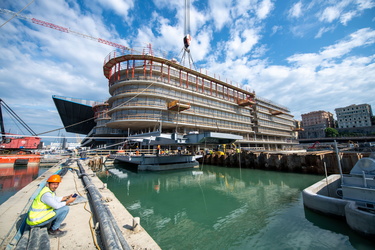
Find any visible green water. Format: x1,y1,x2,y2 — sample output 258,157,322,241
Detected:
98,165,374,250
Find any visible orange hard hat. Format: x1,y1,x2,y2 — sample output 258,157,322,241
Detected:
47,174,61,183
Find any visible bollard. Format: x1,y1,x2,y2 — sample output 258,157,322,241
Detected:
133,217,140,233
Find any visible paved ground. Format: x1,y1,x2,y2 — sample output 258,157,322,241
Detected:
0,159,160,249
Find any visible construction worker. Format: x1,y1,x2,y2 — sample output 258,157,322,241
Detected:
26,174,76,237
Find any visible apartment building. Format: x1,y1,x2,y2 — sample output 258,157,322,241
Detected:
335,104,372,128
300,110,335,139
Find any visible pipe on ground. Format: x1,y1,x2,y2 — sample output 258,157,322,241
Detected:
77,160,130,250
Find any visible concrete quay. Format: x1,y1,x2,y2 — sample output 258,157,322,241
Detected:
0,159,160,250
199,151,371,174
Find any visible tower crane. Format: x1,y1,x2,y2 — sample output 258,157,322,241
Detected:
180,0,196,69
0,8,135,52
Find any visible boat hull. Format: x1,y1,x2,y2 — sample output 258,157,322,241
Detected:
302,174,348,217
302,174,375,239
345,201,375,238
109,154,202,171
0,154,41,167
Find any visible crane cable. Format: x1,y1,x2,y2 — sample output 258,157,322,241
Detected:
37,79,157,136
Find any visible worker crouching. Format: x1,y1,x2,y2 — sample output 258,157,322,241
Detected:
26,174,76,237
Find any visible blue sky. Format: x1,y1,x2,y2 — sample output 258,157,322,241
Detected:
1,0,374,143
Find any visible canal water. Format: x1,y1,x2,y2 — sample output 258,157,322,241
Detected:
98,164,374,250
0,164,50,205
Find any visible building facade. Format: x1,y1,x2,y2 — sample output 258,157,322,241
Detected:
335,104,373,128
300,110,335,139
94,49,296,151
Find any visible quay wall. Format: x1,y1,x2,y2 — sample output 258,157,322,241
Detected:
198,151,371,175
0,158,160,249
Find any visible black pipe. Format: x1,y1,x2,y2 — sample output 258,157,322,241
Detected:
77,160,130,250
101,194,132,250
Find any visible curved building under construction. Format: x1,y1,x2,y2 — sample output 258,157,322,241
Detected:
54,47,297,151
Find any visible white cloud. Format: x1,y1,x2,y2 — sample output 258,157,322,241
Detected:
287,0,375,39
226,29,260,59
190,3,209,37
356,0,375,10
319,6,341,23
152,0,182,10
208,0,232,30
271,25,282,35
340,11,356,25
95,0,134,17
256,0,273,20
315,26,334,38
288,28,375,68
192,28,212,61
321,28,375,59
232,0,253,17
289,1,302,18
255,28,375,117
253,52,375,119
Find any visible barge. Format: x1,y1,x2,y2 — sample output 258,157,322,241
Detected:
110,153,201,171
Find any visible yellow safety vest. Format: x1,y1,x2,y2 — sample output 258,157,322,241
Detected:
26,186,56,226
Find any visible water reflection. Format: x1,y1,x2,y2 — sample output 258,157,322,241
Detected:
0,164,49,205
303,207,374,249
98,164,373,249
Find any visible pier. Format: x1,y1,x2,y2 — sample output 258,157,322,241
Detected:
199,151,371,174
0,158,160,249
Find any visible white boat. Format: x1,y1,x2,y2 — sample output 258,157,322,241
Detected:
302,152,375,239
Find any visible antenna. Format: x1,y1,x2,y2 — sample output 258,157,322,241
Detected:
180,0,195,69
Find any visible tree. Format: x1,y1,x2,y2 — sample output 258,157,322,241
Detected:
325,127,339,137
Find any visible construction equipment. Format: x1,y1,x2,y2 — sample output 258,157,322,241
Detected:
167,100,190,112
183,0,191,50
0,99,41,150
180,0,195,68
308,141,320,149
0,8,133,52
0,99,37,137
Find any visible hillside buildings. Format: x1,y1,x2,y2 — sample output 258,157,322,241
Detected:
335,104,372,128
299,104,374,139
300,111,335,139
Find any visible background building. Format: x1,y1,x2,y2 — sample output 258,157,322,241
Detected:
335,104,372,128
300,110,335,139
